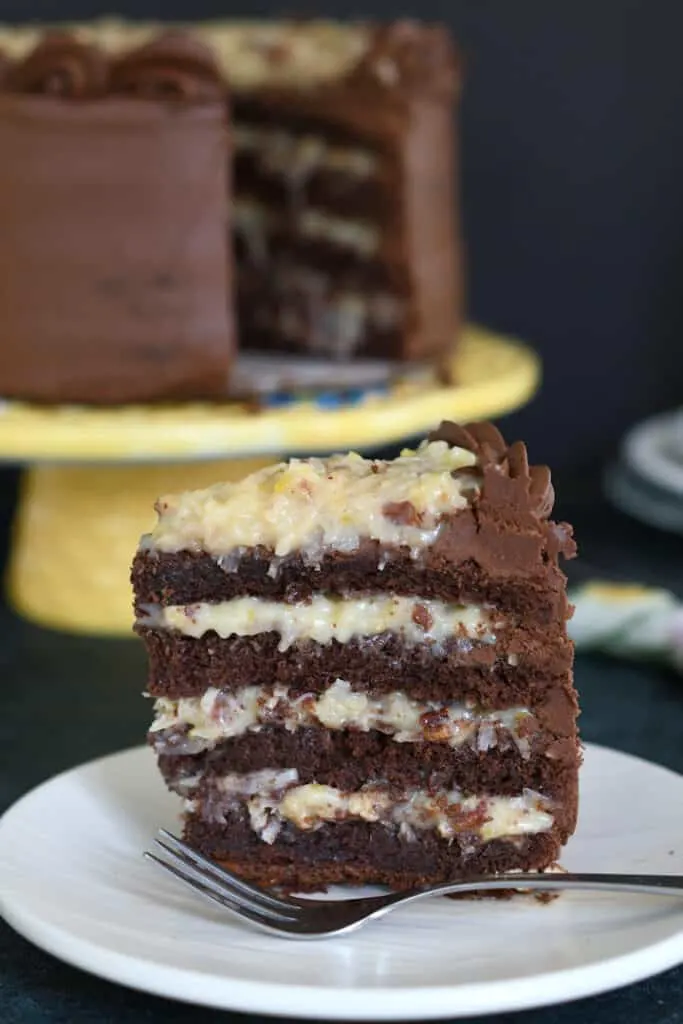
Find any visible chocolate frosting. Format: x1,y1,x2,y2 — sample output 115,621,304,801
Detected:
347,21,459,98
109,32,226,101
3,34,108,97
428,421,576,561
0,96,234,403
0,30,227,102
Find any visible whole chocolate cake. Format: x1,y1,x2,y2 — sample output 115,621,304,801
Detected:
0,19,462,404
132,421,580,890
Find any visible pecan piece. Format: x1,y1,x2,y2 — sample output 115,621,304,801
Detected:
420,708,450,742
382,500,421,525
411,603,434,631
448,799,490,834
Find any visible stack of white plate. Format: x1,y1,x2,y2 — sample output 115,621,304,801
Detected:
605,408,683,533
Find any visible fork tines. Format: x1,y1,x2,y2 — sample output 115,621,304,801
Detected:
145,829,301,928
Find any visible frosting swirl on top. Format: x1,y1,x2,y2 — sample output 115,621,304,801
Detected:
0,29,226,101
428,421,556,521
109,31,225,101
349,20,458,96
3,34,108,97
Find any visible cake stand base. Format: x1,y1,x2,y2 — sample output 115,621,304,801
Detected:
7,458,271,635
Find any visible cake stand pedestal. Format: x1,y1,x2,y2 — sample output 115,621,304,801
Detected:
0,327,540,636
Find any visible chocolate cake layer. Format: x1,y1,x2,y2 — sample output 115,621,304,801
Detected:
232,101,400,150
237,248,406,294
158,730,579,808
183,816,568,891
234,164,395,226
132,549,571,616
138,626,575,705
236,318,405,360
235,240,401,292
0,34,234,404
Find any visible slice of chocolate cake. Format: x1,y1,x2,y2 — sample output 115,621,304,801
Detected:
133,422,579,891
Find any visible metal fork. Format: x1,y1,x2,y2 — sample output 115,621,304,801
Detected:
144,830,683,939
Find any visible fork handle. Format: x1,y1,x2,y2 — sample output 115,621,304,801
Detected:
408,872,683,901
304,871,683,918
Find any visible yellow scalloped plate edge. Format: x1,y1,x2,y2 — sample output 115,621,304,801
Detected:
0,327,540,463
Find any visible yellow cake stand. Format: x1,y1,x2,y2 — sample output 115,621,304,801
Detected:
1,326,540,635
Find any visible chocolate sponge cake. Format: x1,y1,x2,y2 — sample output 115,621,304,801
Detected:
132,421,580,890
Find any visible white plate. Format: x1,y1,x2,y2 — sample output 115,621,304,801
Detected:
621,408,683,497
1,743,682,1020
605,461,683,534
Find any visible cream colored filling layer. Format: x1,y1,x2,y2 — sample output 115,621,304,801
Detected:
234,198,379,258
145,439,479,559
234,126,377,182
150,679,531,756
188,768,553,845
300,208,379,255
147,595,497,649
